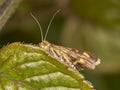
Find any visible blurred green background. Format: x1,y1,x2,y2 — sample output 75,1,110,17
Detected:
0,0,120,90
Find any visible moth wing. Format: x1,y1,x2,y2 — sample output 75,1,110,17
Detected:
58,46,100,70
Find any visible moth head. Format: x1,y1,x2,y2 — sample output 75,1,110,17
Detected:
39,40,51,50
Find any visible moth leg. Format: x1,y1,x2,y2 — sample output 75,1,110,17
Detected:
67,64,79,72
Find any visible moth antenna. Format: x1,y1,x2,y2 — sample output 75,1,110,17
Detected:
30,13,44,42
44,9,60,41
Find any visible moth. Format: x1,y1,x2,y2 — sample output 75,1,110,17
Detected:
31,10,100,71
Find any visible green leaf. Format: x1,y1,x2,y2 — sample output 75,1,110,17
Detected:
0,42,94,90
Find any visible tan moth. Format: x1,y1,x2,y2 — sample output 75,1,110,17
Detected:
31,10,100,71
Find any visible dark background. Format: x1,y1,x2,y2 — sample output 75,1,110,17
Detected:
0,0,120,90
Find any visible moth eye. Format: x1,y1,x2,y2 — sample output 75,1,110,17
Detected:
83,52,90,58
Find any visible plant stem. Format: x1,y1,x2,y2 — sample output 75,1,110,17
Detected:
0,0,22,31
